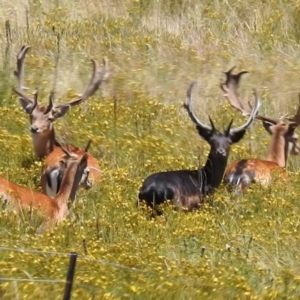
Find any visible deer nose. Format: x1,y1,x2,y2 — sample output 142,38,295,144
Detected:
216,148,226,156
30,125,39,133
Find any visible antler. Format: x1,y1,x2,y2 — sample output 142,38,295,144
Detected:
184,81,261,134
220,67,280,125
229,89,261,134
184,81,212,131
13,45,38,114
53,58,109,108
60,144,72,158
13,45,109,113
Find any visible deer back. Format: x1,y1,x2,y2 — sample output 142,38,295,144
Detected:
0,176,59,218
224,158,287,192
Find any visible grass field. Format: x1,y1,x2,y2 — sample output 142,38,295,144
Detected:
1,0,300,299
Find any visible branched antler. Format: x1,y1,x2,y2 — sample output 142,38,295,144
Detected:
184,81,261,134
220,66,293,125
13,45,110,113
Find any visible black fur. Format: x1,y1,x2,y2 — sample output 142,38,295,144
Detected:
138,170,201,207
138,81,259,213
46,166,65,194
138,128,246,213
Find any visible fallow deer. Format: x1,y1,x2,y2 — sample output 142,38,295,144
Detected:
221,67,300,192
13,45,109,197
0,140,91,226
138,81,261,214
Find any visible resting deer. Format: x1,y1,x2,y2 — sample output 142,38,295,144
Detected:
221,67,300,192
138,81,261,214
13,45,109,197
1,140,91,225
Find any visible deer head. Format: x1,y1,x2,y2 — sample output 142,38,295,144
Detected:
13,45,109,141
59,140,93,195
184,81,261,159
57,139,92,203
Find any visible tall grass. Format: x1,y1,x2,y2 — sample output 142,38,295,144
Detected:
0,0,300,299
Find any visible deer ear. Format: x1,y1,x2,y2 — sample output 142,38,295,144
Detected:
230,129,246,144
80,153,89,166
196,126,212,142
52,106,70,119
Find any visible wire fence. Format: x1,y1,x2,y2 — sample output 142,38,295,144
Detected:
0,245,205,299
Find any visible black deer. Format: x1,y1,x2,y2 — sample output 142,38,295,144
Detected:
138,81,261,214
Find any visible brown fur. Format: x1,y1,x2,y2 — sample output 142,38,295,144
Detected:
41,144,100,191
13,45,108,197
225,159,286,178
224,119,294,192
221,67,300,192
264,121,290,167
1,153,88,223
22,91,101,197
225,158,287,192
174,192,204,211
152,189,204,214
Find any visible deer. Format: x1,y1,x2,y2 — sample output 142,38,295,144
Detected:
0,140,91,227
221,67,300,192
12,45,109,198
138,81,261,215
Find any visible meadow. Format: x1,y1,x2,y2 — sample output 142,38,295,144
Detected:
1,0,300,299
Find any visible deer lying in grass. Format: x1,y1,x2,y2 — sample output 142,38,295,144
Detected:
1,140,91,225
138,81,261,214
221,67,300,192
13,45,109,198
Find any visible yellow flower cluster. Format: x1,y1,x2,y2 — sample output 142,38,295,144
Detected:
1,0,300,298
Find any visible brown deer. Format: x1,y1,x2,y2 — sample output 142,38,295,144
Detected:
1,140,91,225
221,67,300,192
13,45,109,197
138,81,261,214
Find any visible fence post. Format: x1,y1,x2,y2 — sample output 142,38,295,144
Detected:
63,252,78,300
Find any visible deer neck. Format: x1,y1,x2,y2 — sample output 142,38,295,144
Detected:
32,128,56,159
201,149,228,194
266,132,286,167
53,163,77,222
